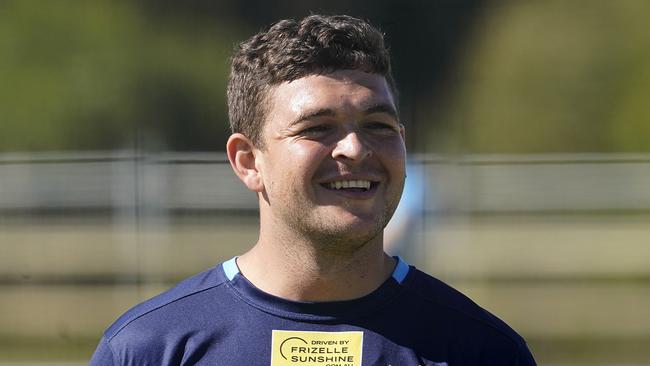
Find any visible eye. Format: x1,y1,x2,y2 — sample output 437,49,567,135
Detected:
300,124,333,137
364,122,398,133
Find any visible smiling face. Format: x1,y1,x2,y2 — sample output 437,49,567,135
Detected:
253,70,406,248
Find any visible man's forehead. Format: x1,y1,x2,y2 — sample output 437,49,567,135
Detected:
269,71,396,115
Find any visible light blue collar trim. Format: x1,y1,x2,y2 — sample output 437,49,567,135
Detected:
391,256,410,284
222,255,410,284
223,256,240,281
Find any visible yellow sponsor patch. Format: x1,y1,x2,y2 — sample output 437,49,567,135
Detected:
271,330,363,366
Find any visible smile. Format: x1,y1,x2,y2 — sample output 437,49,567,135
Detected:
324,180,373,191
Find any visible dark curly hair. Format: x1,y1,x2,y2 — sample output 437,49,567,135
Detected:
227,14,397,148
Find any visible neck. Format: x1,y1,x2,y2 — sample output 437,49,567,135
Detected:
236,221,395,302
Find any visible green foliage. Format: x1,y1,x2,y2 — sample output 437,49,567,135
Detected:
0,0,243,151
441,0,650,153
3,1,648,153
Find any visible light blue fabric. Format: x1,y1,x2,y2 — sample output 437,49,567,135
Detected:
392,256,410,284
222,256,239,281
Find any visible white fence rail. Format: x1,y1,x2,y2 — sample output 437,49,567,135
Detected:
2,152,650,213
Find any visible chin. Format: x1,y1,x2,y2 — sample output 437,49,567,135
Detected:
316,217,385,244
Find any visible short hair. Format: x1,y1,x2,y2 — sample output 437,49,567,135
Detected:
227,14,397,148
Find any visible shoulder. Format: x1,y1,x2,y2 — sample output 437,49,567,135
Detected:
400,268,534,360
95,264,235,364
104,264,230,341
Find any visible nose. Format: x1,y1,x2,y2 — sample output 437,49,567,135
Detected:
331,131,372,163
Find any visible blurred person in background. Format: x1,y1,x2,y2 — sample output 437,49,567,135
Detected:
90,14,536,365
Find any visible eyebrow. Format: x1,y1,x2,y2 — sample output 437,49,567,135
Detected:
289,108,336,127
364,104,399,120
289,103,398,127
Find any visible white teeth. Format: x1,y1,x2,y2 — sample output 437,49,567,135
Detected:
327,180,372,190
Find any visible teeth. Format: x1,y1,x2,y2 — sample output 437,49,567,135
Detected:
327,180,371,190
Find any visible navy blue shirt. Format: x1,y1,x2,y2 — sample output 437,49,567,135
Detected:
90,257,536,365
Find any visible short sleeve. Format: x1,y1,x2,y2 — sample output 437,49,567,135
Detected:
89,336,117,365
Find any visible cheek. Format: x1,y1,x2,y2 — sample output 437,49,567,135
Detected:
373,138,406,165
383,154,406,192
261,148,324,199
287,143,329,173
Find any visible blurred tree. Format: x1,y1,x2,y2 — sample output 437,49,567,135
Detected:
0,0,243,152
0,0,485,152
7,1,647,153
439,0,650,153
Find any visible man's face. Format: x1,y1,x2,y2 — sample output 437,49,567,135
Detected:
256,70,406,247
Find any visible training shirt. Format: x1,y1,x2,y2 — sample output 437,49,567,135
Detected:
90,257,536,365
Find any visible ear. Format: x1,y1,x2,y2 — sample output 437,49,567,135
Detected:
226,133,264,192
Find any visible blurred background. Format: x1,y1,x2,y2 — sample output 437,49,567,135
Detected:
1,0,649,365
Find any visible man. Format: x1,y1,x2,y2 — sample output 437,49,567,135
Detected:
90,15,536,365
